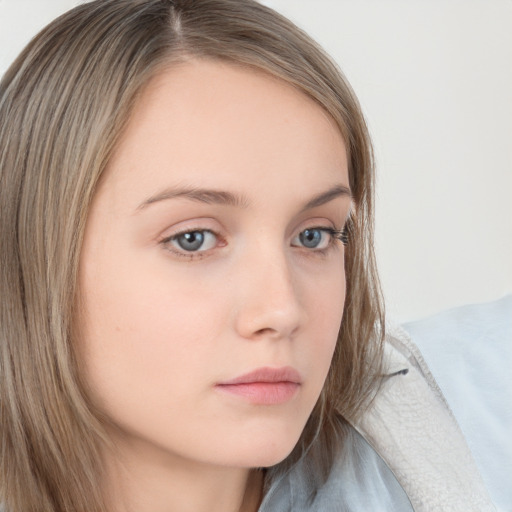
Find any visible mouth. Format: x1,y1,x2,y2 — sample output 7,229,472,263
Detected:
215,366,301,405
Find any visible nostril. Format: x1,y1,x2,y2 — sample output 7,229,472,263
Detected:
253,327,277,337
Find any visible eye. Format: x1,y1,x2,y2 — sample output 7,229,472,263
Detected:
292,227,335,250
165,230,218,253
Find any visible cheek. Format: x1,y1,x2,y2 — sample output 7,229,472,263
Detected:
293,257,346,402
77,247,226,418
77,269,235,468
305,254,346,334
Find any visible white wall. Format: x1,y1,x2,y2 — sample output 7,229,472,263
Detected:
2,0,511,322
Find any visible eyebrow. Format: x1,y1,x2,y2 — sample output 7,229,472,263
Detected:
300,184,352,211
135,183,351,212
136,187,249,211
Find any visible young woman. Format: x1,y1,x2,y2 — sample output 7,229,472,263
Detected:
0,1,494,511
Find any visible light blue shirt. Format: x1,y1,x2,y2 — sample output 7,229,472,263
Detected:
259,425,414,511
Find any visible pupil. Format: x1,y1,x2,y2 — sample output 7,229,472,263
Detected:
300,229,321,248
178,231,204,251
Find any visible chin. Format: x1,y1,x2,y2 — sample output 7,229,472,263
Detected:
220,429,303,469
214,407,315,469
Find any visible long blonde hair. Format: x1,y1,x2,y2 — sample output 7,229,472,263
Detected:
0,1,384,510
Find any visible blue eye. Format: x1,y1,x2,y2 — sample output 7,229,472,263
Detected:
292,227,347,251
299,228,324,248
168,230,217,252
293,228,331,250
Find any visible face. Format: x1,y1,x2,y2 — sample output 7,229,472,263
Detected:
78,59,351,470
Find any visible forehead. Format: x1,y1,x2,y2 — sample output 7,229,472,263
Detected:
100,58,348,207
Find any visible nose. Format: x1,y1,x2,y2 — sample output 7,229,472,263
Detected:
233,247,305,341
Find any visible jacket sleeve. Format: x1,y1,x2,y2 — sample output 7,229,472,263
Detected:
352,323,496,512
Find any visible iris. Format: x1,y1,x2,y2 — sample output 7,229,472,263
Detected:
299,228,323,249
176,231,205,251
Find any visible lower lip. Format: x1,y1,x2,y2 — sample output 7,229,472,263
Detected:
216,382,300,405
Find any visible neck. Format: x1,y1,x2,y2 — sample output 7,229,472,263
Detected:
103,438,264,512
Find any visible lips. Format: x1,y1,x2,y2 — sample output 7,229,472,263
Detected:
216,366,301,405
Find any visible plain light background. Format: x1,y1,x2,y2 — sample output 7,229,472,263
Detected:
1,0,511,322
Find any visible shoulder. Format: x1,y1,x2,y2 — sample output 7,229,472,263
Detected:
352,324,496,512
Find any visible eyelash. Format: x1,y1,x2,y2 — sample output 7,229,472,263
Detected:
160,226,348,261
292,227,347,252
321,228,348,246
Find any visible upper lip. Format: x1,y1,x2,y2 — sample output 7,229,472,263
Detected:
218,366,302,385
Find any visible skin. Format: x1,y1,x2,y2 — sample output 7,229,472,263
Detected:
78,59,351,512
